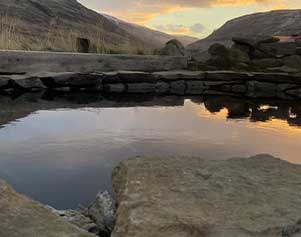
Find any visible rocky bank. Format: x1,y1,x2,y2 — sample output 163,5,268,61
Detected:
112,155,301,237
1,155,301,236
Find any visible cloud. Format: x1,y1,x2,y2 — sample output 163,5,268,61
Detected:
190,23,206,33
80,0,285,24
155,24,190,34
154,23,206,35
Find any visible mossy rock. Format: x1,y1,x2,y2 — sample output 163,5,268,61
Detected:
283,55,301,70
208,43,228,56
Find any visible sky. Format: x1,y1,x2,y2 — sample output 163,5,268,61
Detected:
78,0,300,39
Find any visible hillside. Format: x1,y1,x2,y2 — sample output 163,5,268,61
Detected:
0,0,198,54
188,10,301,52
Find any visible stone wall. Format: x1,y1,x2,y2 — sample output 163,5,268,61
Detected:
0,50,188,73
1,70,301,100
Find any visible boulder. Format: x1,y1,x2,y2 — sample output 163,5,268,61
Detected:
0,179,95,237
296,39,301,47
159,39,186,56
112,155,301,237
86,191,116,236
155,82,170,94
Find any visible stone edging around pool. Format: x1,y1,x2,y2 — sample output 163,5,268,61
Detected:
1,70,301,100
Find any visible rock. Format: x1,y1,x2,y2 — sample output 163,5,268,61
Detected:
206,71,253,81
258,42,297,57
247,81,277,98
76,38,91,53
232,84,247,93
256,35,280,44
112,155,301,237
103,71,154,83
10,75,46,91
127,83,156,93
296,39,301,47
105,83,126,93
40,72,103,89
229,48,250,63
51,209,97,233
286,88,301,98
267,65,299,73
87,191,116,236
253,72,300,84
0,179,95,237
232,37,256,48
170,80,186,95
252,58,283,69
283,55,301,70
186,81,205,95
153,71,205,81
159,39,186,56
297,47,301,55
155,82,170,94
208,43,228,56
0,77,10,89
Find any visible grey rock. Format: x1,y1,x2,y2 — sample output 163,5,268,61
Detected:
155,82,170,94
208,43,228,56
112,155,301,237
170,80,186,95
105,83,126,93
0,179,95,237
87,191,116,235
253,72,299,84
186,81,205,94
296,39,301,47
159,39,186,56
127,83,156,93
204,80,242,86
297,47,301,55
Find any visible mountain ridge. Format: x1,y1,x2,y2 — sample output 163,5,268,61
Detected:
0,0,198,53
188,9,301,52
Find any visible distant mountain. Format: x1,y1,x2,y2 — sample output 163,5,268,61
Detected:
188,10,301,52
103,14,199,47
0,0,198,53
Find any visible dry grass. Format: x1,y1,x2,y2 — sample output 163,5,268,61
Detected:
0,15,22,49
0,15,151,54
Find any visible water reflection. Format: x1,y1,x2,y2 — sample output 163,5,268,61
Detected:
0,93,301,209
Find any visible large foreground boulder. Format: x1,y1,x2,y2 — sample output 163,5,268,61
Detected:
0,180,95,237
112,155,301,237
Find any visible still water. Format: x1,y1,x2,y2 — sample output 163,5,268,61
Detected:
0,94,301,209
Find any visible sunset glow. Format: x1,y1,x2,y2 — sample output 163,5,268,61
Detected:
79,0,300,38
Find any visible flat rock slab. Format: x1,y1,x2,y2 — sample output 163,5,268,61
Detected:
0,179,95,237
112,155,301,237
